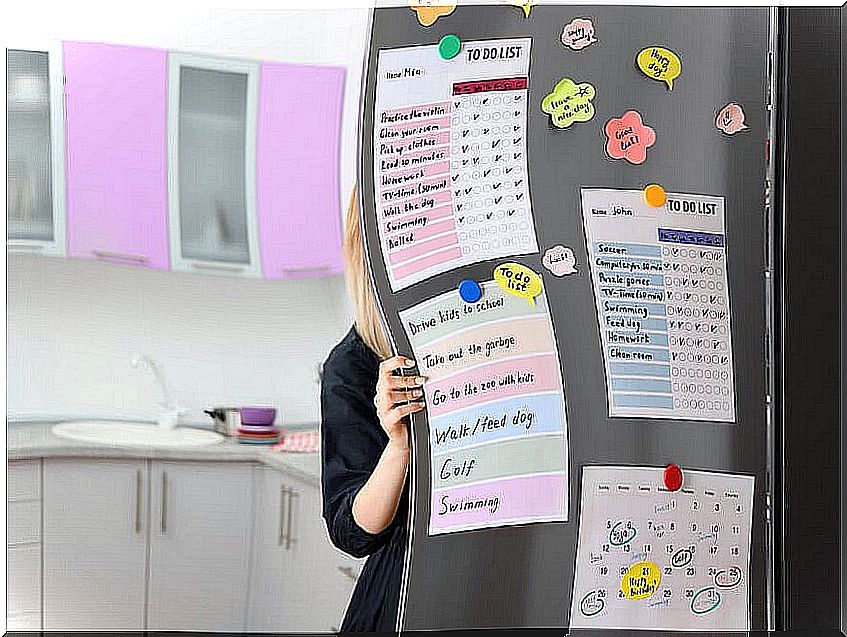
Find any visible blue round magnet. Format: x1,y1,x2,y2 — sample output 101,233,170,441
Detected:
458,279,482,303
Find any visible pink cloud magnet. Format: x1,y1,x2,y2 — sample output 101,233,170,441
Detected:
604,110,656,165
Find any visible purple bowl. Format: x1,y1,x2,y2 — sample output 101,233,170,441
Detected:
240,407,277,426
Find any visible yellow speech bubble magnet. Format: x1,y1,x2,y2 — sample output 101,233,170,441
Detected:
621,561,662,600
636,46,681,90
494,263,543,306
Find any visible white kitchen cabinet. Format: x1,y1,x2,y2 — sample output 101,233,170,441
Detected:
167,53,262,277
6,43,67,256
43,459,148,630
7,459,43,630
147,461,255,631
247,467,362,632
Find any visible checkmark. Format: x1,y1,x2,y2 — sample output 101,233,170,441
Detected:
513,138,521,144
454,189,461,197
482,98,488,105
493,182,502,190
462,145,469,153
514,125,520,131
514,179,523,187
484,169,492,177
495,154,503,162
457,203,464,211
454,101,461,108
486,212,493,219
464,188,472,195
514,152,522,159
473,157,480,164
514,95,522,101
458,216,465,223
462,159,469,166
463,130,469,137
492,140,501,148
483,128,489,134
516,193,524,201
507,209,515,216
514,111,520,117
452,174,459,182
495,196,503,204
506,167,514,174
473,114,480,121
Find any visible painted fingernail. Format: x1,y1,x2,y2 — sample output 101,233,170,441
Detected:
412,389,422,398
415,377,426,385
405,358,416,367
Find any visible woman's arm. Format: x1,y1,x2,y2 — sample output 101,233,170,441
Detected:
352,356,424,534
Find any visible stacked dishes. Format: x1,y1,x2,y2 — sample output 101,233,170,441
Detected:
236,407,280,445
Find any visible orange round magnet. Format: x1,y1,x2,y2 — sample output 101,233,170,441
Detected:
644,184,666,207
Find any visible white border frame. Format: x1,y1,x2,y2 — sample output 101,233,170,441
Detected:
167,51,261,278
6,40,67,257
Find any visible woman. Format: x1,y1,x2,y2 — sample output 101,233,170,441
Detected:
320,188,425,632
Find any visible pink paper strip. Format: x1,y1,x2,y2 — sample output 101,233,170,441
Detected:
426,353,562,418
430,473,566,532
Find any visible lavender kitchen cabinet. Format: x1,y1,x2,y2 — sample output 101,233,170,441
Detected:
256,63,344,279
64,42,170,269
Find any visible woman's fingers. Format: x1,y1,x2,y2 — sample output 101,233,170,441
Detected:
387,388,423,403
384,374,426,390
386,401,425,423
379,355,416,376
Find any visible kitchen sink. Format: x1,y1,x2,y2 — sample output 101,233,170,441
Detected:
51,420,224,448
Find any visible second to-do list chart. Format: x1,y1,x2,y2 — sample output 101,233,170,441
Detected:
373,38,538,291
581,188,736,422
399,281,569,535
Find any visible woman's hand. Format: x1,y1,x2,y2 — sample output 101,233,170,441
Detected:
374,355,425,449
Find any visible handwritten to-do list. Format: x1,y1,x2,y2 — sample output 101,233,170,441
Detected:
570,466,754,631
581,188,736,422
399,282,568,534
374,39,538,291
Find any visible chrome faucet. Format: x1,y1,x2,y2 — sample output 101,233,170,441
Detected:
131,354,183,429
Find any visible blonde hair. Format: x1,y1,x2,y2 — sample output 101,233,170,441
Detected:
343,187,393,360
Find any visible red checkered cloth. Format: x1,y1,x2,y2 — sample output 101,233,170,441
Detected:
271,429,320,453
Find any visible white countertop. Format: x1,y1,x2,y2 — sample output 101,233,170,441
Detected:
7,420,322,487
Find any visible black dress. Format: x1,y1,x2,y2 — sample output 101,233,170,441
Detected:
320,326,409,632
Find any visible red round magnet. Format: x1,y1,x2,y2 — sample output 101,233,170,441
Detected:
664,464,683,492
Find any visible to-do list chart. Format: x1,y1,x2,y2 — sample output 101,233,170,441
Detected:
399,281,569,535
570,466,754,631
373,39,538,291
581,188,736,422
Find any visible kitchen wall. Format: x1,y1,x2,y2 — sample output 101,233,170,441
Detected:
7,254,353,425
7,8,371,425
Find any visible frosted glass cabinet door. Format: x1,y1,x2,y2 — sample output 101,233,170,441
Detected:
6,45,66,255
168,54,261,277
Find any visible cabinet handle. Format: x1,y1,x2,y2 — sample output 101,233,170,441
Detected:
278,486,288,547
191,261,247,272
135,470,142,534
91,249,149,263
279,265,331,274
161,471,168,534
7,241,46,251
286,489,298,550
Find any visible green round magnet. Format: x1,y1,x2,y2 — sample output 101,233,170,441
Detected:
439,34,462,60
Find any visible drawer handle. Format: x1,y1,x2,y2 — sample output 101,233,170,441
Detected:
92,249,149,263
